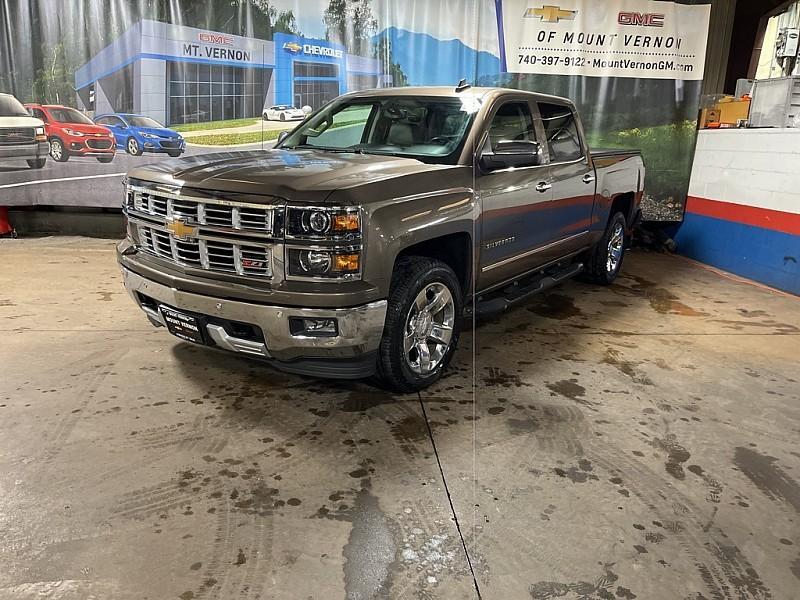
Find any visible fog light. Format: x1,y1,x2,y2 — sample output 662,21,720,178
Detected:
289,317,338,337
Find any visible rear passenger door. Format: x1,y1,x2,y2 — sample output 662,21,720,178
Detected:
477,98,553,291
537,102,595,254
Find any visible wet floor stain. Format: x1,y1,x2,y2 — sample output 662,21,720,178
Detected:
529,563,635,599
527,293,582,320
482,367,529,388
618,274,708,317
342,489,396,600
651,435,691,480
546,379,591,406
553,459,598,483
734,447,800,512
602,348,653,386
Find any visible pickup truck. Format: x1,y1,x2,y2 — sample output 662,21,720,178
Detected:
118,86,644,391
0,93,49,169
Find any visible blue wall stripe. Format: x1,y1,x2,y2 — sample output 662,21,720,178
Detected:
676,213,800,295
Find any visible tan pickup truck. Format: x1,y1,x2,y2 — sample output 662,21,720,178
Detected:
118,86,644,391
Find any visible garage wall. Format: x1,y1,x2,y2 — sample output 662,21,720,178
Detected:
676,129,800,294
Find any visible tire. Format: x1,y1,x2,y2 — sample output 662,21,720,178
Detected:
166,151,182,158
96,155,114,163
582,211,627,285
26,158,46,169
377,257,463,392
280,113,286,121
126,137,142,156
49,138,68,162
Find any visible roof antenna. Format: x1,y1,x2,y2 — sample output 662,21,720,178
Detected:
455,78,471,93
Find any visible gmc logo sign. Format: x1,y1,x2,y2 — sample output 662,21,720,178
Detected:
198,32,233,45
618,12,665,27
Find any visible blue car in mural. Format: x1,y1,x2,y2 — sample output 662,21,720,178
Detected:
93,113,185,157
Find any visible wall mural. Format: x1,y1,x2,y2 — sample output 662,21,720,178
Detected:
0,0,711,221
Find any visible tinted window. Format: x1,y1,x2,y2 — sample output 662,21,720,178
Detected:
49,107,94,124
31,108,47,121
538,103,583,162
0,95,29,117
126,116,163,128
487,102,535,151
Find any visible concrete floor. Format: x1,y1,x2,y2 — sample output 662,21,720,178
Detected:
1,237,798,600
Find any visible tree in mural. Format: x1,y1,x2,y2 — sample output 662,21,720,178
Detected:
323,0,377,56
373,35,407,87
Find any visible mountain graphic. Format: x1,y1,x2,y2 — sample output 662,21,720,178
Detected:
374,27,501,86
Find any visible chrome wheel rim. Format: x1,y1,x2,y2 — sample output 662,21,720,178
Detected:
404,282,455,376
128,139,137,154
50,141,62,160
607,222,625,274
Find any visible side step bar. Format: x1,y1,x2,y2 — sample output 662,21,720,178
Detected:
466,262,584,319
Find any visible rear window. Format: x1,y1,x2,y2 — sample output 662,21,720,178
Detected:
538,102,583,163
0,95,29,117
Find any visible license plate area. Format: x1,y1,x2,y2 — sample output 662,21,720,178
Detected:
159,305,206,344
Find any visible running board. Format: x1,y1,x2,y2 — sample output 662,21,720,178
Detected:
466,262,584,318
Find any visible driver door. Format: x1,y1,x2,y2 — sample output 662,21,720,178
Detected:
477,98,553,291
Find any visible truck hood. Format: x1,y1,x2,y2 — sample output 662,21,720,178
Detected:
127,148,451,202
0,116,44,128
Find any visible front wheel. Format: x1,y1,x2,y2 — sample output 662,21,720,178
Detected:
166,151,182,158
27,158,46,169
126,137,142,156
582,212,627,285
377,257,462,392
49,138,69,162
96,155,114,163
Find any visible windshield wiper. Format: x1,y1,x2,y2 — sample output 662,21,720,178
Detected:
285,144,353,153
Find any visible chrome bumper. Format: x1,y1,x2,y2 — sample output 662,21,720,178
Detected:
121,267,387,365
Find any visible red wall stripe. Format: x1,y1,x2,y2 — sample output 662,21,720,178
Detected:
686,196,800,236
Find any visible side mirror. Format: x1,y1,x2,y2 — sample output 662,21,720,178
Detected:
480,139,541,170
277,130,289,145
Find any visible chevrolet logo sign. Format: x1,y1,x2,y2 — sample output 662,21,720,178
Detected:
524,5,577,22
166,219,197,240
282,41,302,54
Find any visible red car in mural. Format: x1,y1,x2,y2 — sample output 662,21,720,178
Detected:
25,103,116,163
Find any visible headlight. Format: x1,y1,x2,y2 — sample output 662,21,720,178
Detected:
34,126,46,141
141,133,159,139
287,248,361,279
34,126,44,136
64,128,84,136
287,206,360,238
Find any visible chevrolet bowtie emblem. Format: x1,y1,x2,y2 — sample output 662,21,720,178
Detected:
525,5,578,22
166,218,196,240
283,41,302,54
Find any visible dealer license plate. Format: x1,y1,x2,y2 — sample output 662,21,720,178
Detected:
160,306,205,344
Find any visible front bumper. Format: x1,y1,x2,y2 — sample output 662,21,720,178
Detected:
121,266,387,379
144,139,185,153
0,140,49,160
68,137,115,155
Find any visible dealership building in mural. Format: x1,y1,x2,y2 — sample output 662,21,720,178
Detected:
74,20,384,125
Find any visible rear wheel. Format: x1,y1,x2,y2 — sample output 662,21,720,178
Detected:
49,138,68,162
377,257,462,392
26,158,46,169
582,211,627,285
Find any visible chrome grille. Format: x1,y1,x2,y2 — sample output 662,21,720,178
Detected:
128,186,275,235
138,225,272,277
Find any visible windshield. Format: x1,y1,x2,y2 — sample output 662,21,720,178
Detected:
126,116,164,128
49,107,94,124
280,96,478,163
0,95,29,117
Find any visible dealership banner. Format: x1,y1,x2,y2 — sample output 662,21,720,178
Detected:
497,0,711,80
1,0,710,221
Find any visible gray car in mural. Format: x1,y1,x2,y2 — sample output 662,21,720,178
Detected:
117,86,644,391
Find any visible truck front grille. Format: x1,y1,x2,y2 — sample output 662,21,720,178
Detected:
127,186,276,235
0,127,35,146
138,225,272,277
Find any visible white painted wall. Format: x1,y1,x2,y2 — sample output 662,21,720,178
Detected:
689,129,800,215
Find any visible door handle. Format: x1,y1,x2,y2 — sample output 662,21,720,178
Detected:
536,181,552,193
583,173,596,184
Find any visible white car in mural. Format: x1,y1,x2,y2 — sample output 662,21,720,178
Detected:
263,105,306,122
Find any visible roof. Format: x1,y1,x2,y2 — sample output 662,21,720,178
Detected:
341,86,575,106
